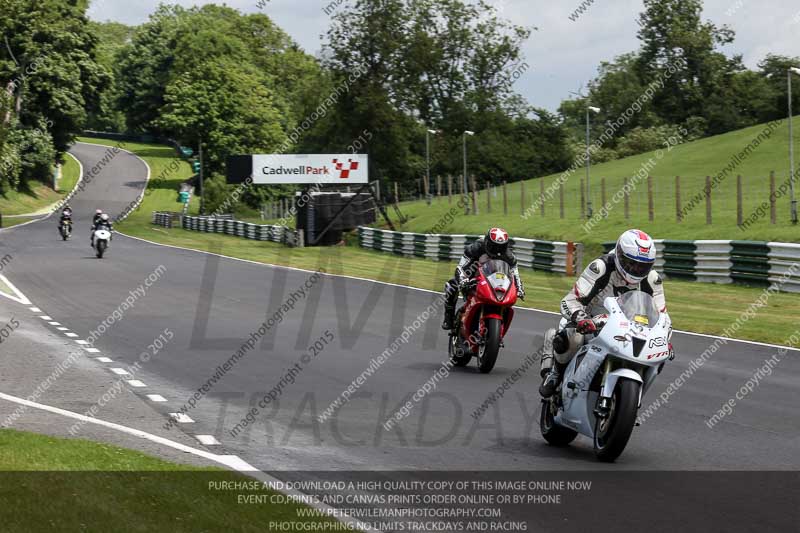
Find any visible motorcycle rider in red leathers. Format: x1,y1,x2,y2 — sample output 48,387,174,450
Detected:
442,227,525,330
539,229,668,398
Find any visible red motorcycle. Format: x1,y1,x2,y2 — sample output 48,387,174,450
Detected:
448,259,518,373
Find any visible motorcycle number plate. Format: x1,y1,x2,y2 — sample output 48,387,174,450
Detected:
494,273,506,280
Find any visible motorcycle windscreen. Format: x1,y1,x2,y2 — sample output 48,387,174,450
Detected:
617,290,660,328
481,260,512,300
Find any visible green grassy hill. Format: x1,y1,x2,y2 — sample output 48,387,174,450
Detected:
389,118,800,255
0,153,81,217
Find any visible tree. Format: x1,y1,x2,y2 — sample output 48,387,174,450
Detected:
158,59,288,174
0,0,108,189
636,0,737,129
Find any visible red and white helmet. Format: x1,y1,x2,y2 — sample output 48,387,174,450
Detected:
485,227,510,257
614,229,656,284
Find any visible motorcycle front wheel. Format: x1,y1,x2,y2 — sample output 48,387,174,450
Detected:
96,240,106,259
477,317,501,374
593,379,640,462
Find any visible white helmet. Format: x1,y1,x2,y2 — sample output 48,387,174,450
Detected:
614,229,656,284
96,209,103,214
100,213,109,221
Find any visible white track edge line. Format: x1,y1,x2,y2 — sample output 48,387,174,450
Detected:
0,391,379,532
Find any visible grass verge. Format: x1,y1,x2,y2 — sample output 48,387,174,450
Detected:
0,429,339,532
79,137,797,346
0,153,82,217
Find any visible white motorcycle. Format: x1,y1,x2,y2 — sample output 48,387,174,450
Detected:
540,291,673,462
93,229,111,259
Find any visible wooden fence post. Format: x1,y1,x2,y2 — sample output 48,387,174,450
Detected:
770,171,776,224
520,181,526,215
647,176,654,221
394,182,399,204
675,176,681,223
624,177,630,219
502,181,508,215
705,176,712,225
447,176,452,204
600,178,606,214
540,178,545,217
437,175,442,199
580,179,585,219
736,175,743,226
486,182,492,213
559,181,565,219
471,177,479,215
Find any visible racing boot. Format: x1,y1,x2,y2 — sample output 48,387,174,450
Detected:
539,328,568,398
441,279,459,330
539,367,561,398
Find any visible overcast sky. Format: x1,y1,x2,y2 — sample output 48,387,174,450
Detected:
88,0,800,112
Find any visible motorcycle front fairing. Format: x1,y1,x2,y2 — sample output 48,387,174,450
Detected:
595,295,671,399
459,260,517,352
554,292,672,436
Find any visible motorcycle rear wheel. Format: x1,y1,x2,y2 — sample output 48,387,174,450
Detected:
593,379,640,462
477,317,501,374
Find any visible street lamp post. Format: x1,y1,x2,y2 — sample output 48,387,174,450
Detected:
585,106,601,219
426,129,438,205
463,130,475,215
788,67,800,224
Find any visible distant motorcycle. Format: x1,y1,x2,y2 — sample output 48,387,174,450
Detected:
448,258,518,373
93,229,111,258
540,290,673,462
59,219,72,241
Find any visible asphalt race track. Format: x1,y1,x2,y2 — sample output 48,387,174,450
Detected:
0,142,798,531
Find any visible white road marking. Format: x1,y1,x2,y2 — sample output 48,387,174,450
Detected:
195,435,221,446
85,348,100,353
48,321,61,326
96,357,113,363
0,388,378,532
38,315,52,321
0,274,32,305
127,380,146,388
64,332,78,338
57,327,69,331
75,340,90,345
169,413,194,424
146,394,167,402
110,368,130,376
29,307,41,312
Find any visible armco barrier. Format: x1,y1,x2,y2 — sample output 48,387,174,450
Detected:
152,212,303,247
601,240,800,293
358,227,583,275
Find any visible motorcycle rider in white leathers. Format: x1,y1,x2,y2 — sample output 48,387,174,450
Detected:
539,229,669,398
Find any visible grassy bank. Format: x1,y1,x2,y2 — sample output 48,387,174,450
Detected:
0,429,338,532
381,119,800,257
0,153,82,216
78,137,798,346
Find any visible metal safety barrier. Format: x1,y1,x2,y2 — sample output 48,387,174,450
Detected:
358,227,583,275
602,240,800,293
151,212,303,247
